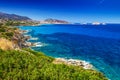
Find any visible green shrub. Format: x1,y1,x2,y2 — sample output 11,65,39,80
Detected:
0,28,5,32
0,49,108,80
5,32,14,37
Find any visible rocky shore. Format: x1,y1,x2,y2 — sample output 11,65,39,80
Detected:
13,29,45,48
11,29,31,49
53,58,93,69
19,29,93,70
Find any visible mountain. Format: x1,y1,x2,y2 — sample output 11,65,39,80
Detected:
41,18,69,24
0,12,32,21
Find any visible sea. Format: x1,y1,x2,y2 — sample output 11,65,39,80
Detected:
19,24,120,80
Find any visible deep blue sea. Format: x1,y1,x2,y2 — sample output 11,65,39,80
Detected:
19,24,120,80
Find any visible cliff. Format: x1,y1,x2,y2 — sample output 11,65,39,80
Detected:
0,24,31,50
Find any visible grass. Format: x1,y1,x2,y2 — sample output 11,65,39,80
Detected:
0,38,14,50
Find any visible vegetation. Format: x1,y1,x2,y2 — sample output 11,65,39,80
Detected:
0,20,108,80
4,20,39,26
0,49,108,80
0,38,14,50
0,24,16,40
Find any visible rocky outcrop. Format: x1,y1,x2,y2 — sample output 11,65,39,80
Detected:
53,58,93,69
12,29,31,49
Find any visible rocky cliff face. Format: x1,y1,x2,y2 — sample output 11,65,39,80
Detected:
0,26,33,50
12,29,31,49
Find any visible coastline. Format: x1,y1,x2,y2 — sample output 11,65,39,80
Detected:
0,25,107,79
53,58,93,69
21,28,94,70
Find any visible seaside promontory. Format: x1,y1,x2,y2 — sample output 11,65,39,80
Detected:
0,12,108,80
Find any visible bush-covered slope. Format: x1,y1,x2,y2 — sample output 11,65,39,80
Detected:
0,24,31,50
0,49,108,80
0,25,16,40
0,21,108,80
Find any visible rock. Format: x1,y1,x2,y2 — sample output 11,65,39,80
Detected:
53,58,93,69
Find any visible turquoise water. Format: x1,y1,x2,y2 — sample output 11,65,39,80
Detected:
20,24,120,80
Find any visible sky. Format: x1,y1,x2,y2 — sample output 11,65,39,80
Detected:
0,0,120,23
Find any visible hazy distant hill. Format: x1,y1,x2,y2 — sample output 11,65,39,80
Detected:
0,12,31,21
43,18,69,24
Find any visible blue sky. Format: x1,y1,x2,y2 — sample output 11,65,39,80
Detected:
0,0,120,23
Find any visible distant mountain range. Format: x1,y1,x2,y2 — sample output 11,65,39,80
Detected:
0,12,32,21
41,18,69,24
0,12,69,25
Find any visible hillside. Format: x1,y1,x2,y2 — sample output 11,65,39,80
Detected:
0,12,40,26
0,48,108,80
0,12,31,21
40,18,69,24
0,24,31,50
0,15,108,80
